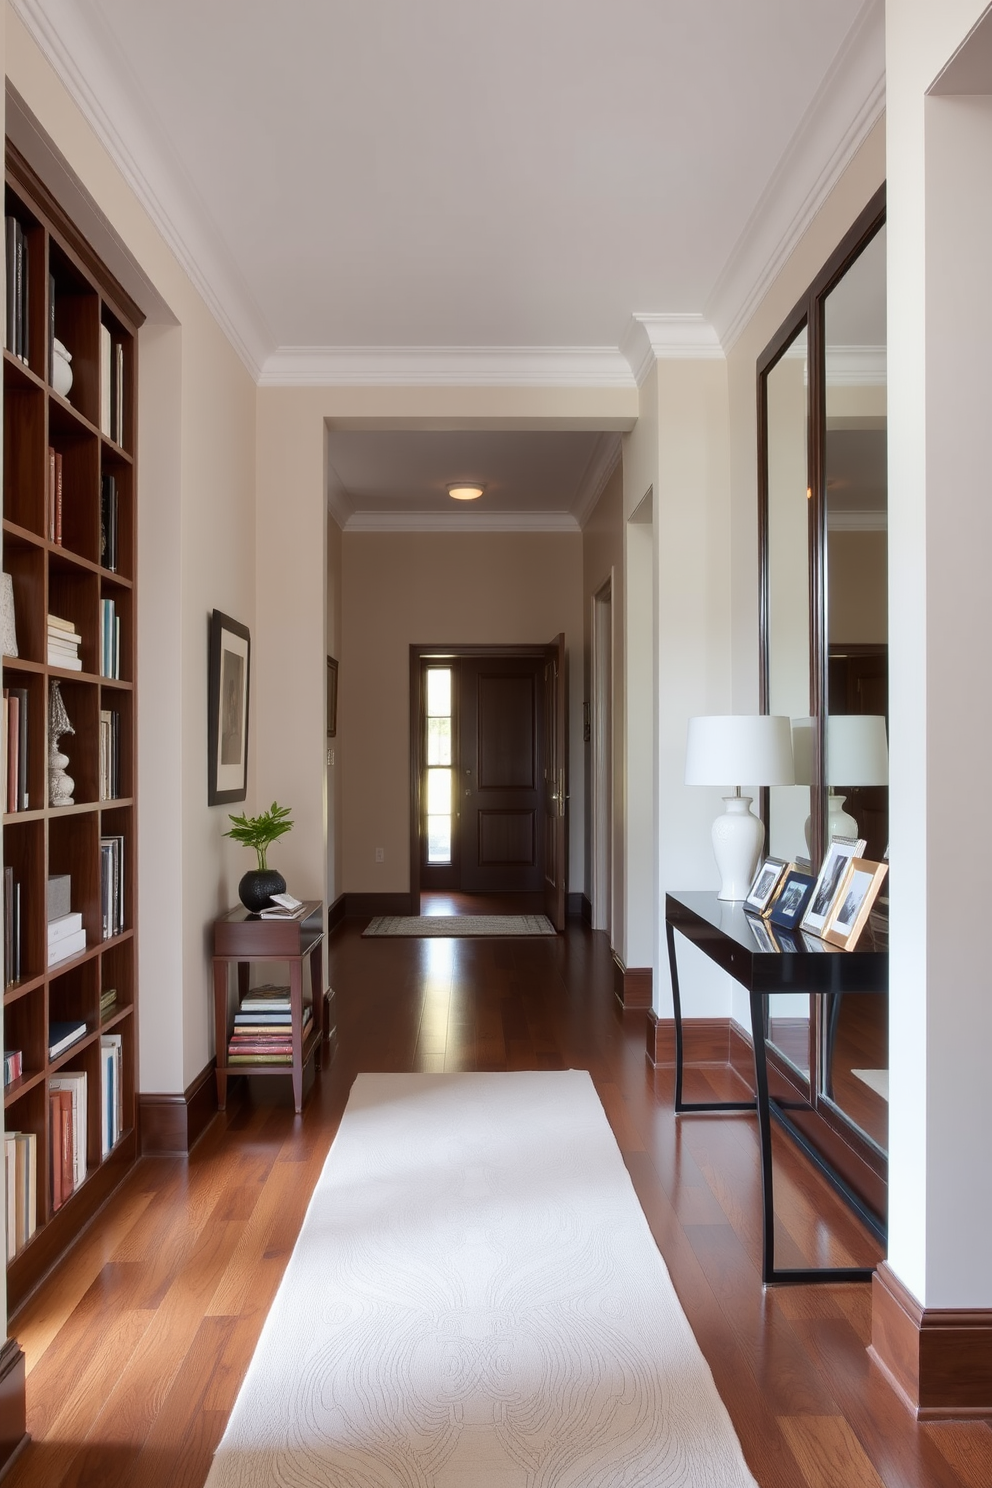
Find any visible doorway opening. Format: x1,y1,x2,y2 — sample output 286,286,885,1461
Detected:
591,575,613,936
409,639,567,929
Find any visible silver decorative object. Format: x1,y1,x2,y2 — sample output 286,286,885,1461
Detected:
48,679,75,806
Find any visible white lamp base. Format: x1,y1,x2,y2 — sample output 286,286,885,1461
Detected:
827,793,859,843
712,795,764,901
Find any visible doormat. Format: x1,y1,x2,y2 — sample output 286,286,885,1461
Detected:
204,1072,759,1487
363,914,556,937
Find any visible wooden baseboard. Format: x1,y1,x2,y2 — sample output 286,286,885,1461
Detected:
344,892,416,917
870,1262,992,1417
611,955,651,1010
0,1339,27,1480
646,1013,738,1066
327,895,346,933
139,1062,219,1155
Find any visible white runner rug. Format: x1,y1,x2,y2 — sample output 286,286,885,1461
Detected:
852,1067,889,1100
205,1071,758,1487
364,915,556,937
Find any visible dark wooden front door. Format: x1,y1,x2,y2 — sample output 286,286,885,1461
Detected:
542,633,567,932
459,657,544,893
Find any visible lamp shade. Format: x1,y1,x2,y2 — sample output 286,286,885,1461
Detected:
826,714,888,787
684,715,794,789
791,717,813,787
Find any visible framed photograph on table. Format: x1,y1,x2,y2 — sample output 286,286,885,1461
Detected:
744,856,787,915
823,859,888,950
208,610,250,806
768,869,816,931
801,835,866,937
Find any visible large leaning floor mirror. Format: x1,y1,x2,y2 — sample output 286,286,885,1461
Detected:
758,186,888,1221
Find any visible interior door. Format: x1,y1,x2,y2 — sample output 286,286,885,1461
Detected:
459,657,544,893
542,633,567,931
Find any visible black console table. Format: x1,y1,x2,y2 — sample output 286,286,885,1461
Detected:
665,890,887,1286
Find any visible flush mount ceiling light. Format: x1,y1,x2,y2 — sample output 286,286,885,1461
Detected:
447,482,485,501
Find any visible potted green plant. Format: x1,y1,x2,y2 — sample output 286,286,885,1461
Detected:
224,800,294,911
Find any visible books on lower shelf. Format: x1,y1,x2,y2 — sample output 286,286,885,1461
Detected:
48,611,82,671
101,1033,123,1155
100,834,124,938
49,1070,87,1198
47,448,64,546
3,685,29,810
4,1050,22,1087
100,597,120,679
99,709,121,799
4,1130,36,1259
228,983,311,1064
3,867,21,987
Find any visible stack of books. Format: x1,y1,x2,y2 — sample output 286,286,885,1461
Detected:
48,612,82,670
4,215,29,365
49,1018,86,1060
99,708,121,799
48,909,85,968
3,867,21,987
99,325,125,445
3,685,29,810
227,984,310,1065
4,1050,22,1087
100,834,125,938
3,1130,36,1258
49,1070,86,1205
100,597,120,679
101,1032,123,1155
100,986,118,1023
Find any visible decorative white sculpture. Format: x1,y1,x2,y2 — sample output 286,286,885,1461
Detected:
48,679,75,806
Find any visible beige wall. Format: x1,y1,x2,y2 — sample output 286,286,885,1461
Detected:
6,11,258,1095
327,516,343,905
341,531,585,896
828,529,887,644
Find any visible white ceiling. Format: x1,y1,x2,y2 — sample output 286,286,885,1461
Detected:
12,0,885,524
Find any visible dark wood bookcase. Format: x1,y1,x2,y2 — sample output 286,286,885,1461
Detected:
2,145,142,1315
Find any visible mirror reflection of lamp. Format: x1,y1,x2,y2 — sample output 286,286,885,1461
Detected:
48,679,75,806
685,715,795,900
793,714,888,852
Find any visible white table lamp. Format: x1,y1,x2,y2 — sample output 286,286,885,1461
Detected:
826,714,888,840
685,715,794,900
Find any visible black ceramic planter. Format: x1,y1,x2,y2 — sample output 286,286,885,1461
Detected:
238,868,287,912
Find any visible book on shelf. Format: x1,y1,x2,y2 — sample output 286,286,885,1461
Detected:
3,867,21,987
4,1130,37,1258
100,1033,123,1156
100,987,118,1021
101,473,118,572
49,1070,86,1190
3,685,28,811
49,1019,87,1060
99,709,121,799
48,611,82,669
1,572,17,658
48,911,86,968
100,597,120,679
4,215,28,365
49,1087,74,1211
4,1050,22,1087
48,271,54,380
100,835,125,938
48,873,71,920
100,326,125,444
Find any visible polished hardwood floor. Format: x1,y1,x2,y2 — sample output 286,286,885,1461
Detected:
3,898,991,1487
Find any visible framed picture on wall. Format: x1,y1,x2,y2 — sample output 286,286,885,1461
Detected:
327,656,338,737
208,610,250,805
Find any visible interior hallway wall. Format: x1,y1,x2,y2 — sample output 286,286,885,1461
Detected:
582,459,624,943
341,530,585,898
327,517,343,906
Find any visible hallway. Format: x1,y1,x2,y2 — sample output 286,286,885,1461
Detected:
2,914,989,1487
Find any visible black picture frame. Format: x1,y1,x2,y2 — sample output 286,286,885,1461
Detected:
327,656,338,737
208,610,250,805
768,869,816,931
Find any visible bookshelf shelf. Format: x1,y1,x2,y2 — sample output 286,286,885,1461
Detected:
2,144,142,1311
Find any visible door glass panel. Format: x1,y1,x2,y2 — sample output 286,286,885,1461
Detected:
822,225,888,1154
764,324,811,1079
427,717,451,766
424,668,453,865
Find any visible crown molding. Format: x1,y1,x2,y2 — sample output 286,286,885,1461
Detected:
260,345,636,388
344,510,581,534
706,0,885,350
10,0,272,376
572,433,622,528
620,314,724,385
827,508,887,531
826,345,886,386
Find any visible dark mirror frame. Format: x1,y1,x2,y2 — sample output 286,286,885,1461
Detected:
756,184,887,1222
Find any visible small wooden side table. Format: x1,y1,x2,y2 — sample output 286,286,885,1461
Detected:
212,901,326,1114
